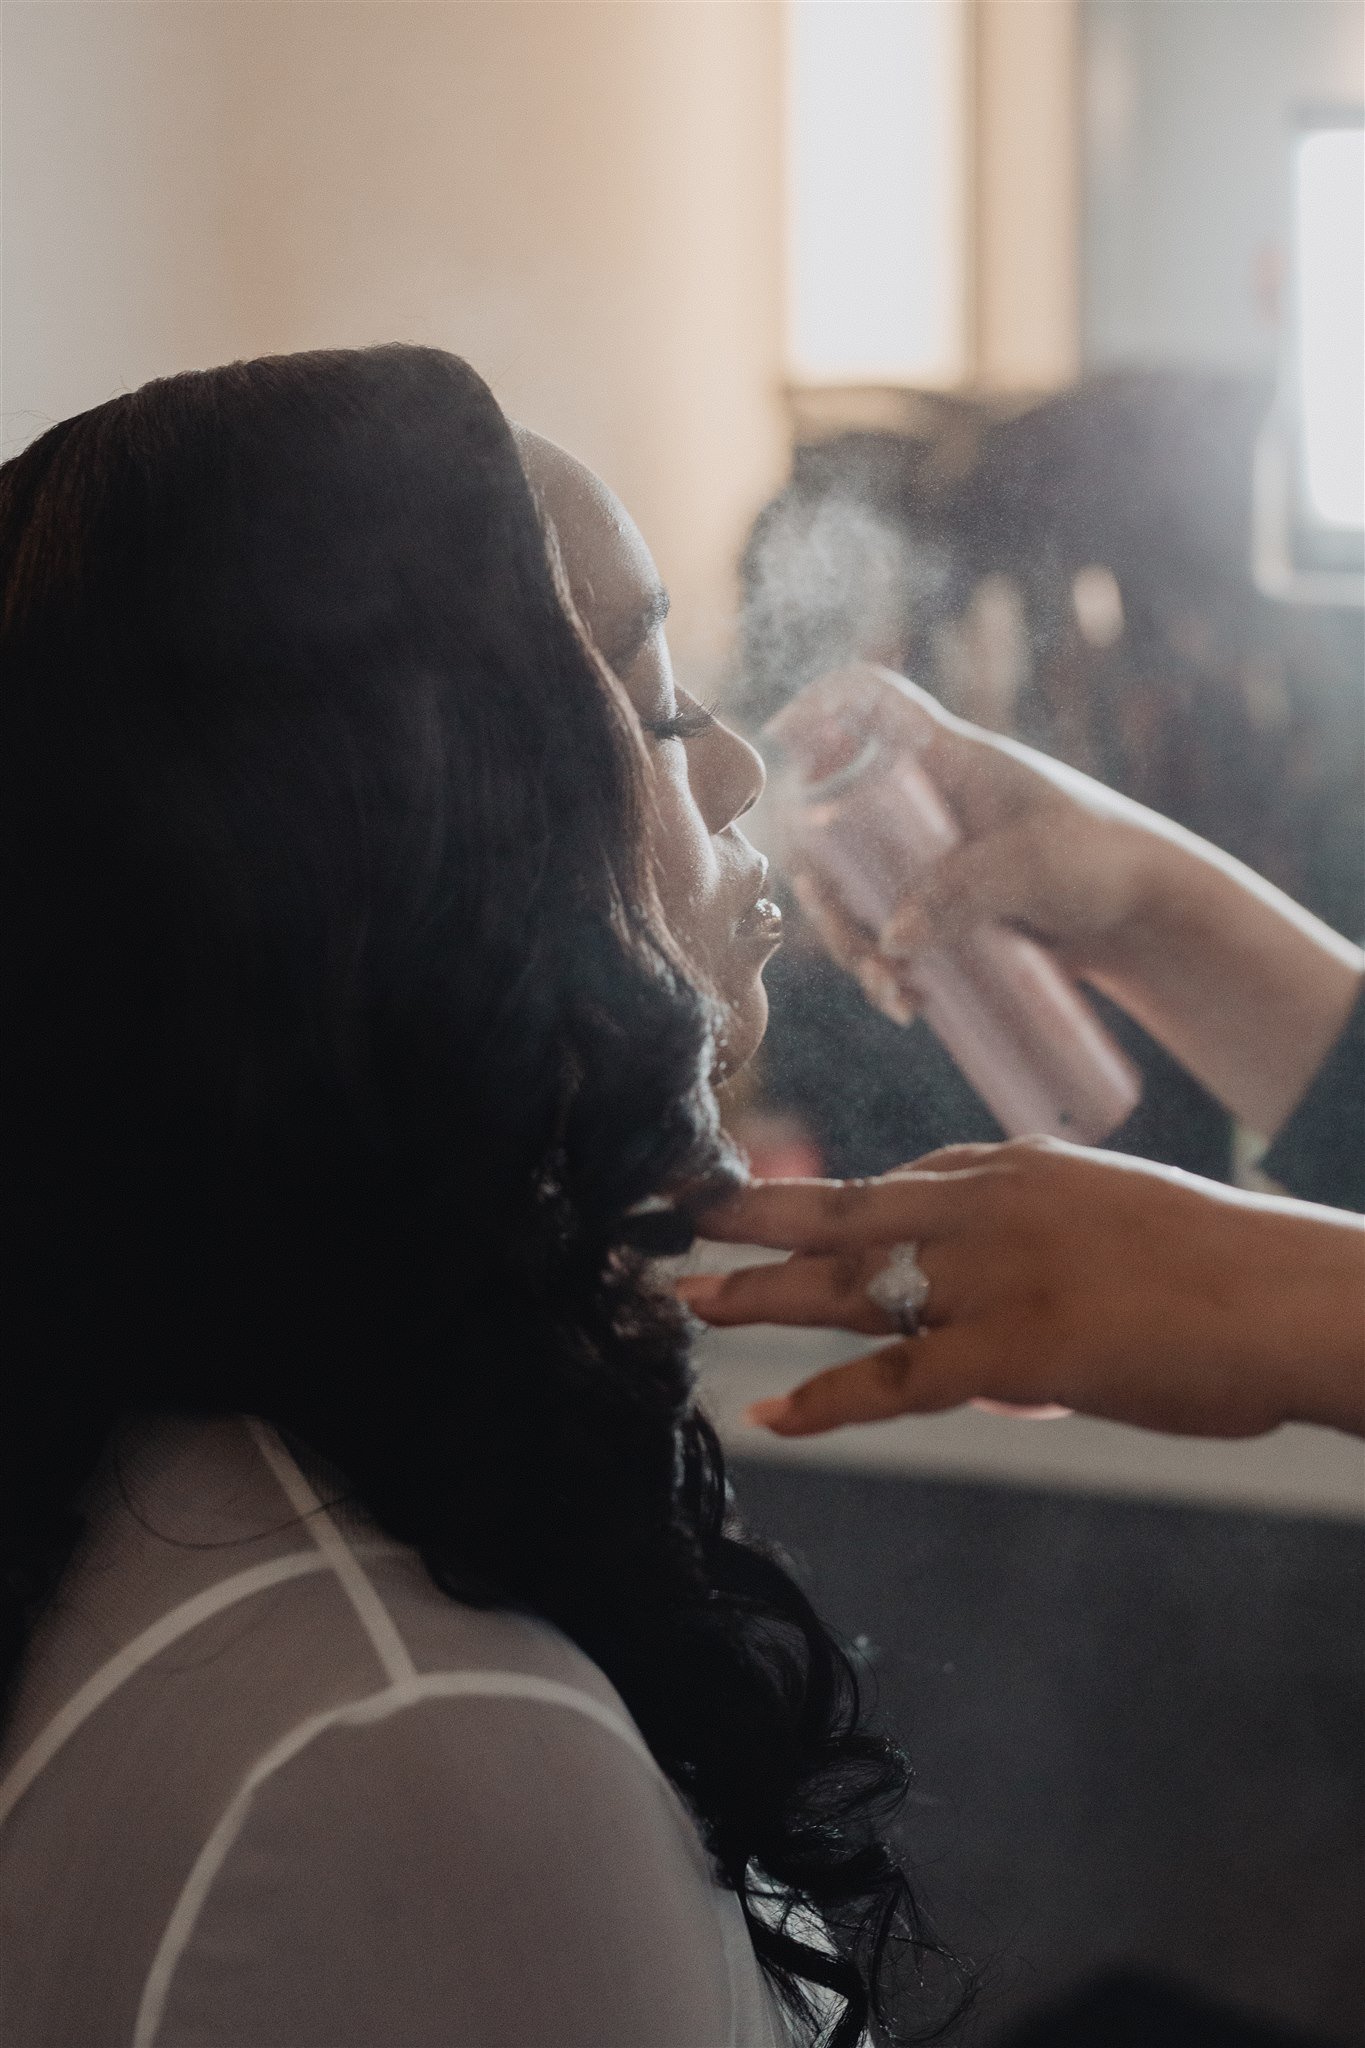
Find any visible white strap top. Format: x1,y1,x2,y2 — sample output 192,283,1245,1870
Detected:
0,1413,793,2048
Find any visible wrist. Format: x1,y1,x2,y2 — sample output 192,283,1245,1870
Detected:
1073,816,1216,985
1244,1200,1365,1435
1078,822,1362,1133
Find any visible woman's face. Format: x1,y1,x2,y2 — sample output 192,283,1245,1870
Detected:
516,430,780,1074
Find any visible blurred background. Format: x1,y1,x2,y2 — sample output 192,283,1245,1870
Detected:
3,4,1362,2041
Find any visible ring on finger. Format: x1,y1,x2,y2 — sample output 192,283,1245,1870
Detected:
865,1241,931,1338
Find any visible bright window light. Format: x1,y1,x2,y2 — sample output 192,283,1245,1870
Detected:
1294,125,1365,531
785,0,971,386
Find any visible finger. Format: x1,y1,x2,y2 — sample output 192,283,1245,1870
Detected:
695,1172,959,1252
676,1256,888,1334
855,959,918,1028
744,1327,981,1435
675,1244,955,1335
889,1142,1012,1174
792,871,918,1025
790,869,874,974
970,1398,1074,1420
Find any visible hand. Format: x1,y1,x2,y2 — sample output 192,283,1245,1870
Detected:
675,1139,1365,1441
767,663,1169,995
767,665,1364,1136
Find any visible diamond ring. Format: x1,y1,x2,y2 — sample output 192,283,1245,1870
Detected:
865,1242,931,1337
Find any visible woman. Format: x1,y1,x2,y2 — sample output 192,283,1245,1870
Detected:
678,665,1364,1442
0,349,966,2046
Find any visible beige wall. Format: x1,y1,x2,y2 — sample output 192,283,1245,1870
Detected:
975,0,1080,393
1,1,788,680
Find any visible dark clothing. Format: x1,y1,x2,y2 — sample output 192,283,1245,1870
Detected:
759,938,1233,1186
1263,984,1365,1213
1000,1969,1341,2048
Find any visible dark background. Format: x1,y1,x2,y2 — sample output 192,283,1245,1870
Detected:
730,1457,1365,2046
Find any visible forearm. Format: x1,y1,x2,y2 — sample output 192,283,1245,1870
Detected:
1244,1196,1365,1436
1082,822,1364,1138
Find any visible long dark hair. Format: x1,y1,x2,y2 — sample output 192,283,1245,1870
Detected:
0,346,968,2044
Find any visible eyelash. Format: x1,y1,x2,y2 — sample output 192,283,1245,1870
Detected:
644,703,718,744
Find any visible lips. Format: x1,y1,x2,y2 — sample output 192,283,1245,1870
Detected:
735,896,784,943
734,858,784,943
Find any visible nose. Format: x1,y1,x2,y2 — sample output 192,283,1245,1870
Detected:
698,719,766,833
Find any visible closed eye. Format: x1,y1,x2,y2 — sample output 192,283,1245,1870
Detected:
643,701,719,745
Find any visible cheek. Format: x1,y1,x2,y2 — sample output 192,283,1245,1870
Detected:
647,758,771,1075
650,770,719,944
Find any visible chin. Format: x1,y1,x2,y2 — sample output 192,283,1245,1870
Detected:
713,974,770,1082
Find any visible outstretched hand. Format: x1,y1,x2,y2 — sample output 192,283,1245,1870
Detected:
675,1139,1365,1442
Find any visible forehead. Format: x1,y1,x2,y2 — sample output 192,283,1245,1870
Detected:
513,427,660,665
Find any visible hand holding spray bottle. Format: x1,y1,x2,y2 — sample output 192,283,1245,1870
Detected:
764,665,1142,1145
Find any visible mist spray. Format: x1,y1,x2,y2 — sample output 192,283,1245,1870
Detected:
770,691,1142,1145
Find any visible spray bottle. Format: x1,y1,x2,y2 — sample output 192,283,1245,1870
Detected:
766,673,1142,1145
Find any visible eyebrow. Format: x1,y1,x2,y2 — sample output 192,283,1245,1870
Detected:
610,584,671,671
